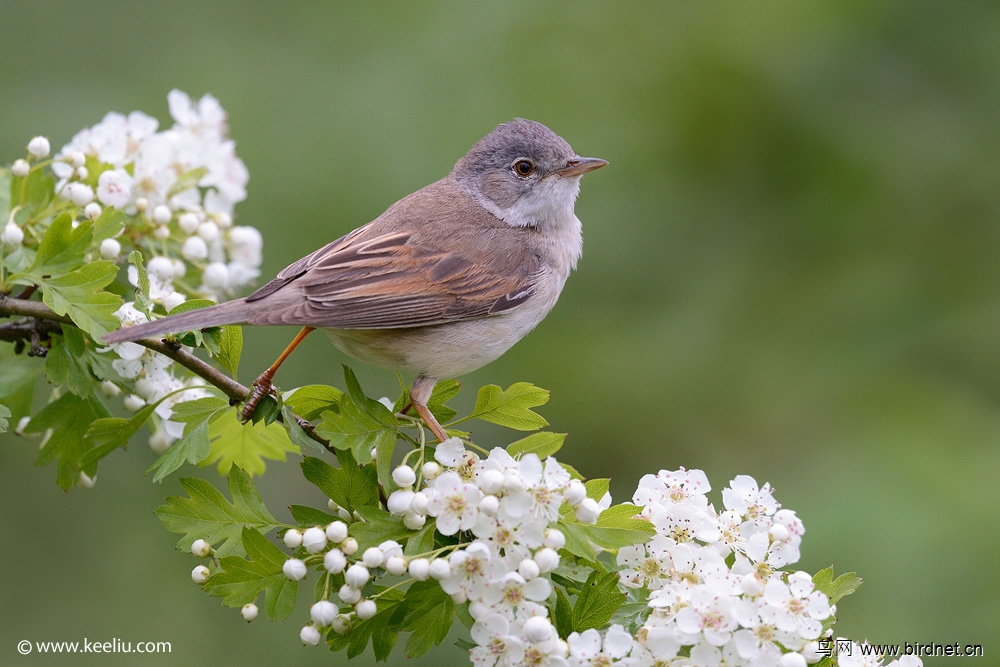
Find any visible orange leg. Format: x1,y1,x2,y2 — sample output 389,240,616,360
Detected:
241,326,315,421
410,374,449,442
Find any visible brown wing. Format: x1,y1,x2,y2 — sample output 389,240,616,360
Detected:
244,179,541,329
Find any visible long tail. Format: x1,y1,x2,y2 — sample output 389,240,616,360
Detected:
102,298,252,344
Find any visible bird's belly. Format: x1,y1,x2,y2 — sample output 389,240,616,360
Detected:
323,280,563,378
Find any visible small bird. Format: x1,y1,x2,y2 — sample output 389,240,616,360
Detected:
104,119,607,441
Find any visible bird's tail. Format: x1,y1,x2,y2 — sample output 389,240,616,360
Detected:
102,298,252,344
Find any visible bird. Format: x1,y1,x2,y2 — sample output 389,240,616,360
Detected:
104,119,607,442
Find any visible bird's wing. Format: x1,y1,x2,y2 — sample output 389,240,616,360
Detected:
244,184,541,329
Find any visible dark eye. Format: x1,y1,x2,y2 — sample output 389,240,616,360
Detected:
513,159,534,177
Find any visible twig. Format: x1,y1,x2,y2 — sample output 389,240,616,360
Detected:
0,294,333,452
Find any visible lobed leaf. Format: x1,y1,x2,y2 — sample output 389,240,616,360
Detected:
572,570,626,633
155,466,281,557
300,451,379,512
466,382,549,430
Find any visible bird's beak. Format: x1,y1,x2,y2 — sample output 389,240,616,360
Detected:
553,156,609,178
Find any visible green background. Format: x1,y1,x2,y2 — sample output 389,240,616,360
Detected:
1,2,997,665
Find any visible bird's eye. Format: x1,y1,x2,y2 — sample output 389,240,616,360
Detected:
512,159,534,177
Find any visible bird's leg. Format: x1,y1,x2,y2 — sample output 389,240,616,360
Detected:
241,326,315,421
410,374,449,442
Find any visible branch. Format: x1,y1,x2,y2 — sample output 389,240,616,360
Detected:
0,294,332,452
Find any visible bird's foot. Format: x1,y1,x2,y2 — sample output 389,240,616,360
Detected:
241,369,276,421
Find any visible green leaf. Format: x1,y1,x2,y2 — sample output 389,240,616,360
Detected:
403,519,437,557
280,405,328,454
26,392,110,490
400,580,454,658
203,408,299,477
168,166,209,198
283,384,342,421
349,505,414,549
288,504,338,527
91,207,126,243
155,466,281,557
24,213,89,277
0,403,11,434
212,324,242,379
553,587,574,639
812,567,862,604
82,402,159,467
170,396,231,424
203,527,298,621
40,261,123,339
466,382,549,430
572,570,626,633
148,418,213,483
315,367,399,490
426,378,460,423
300,451,379,512
558,505,655,559
507,431,566,458
329,591,406,660
20,162,55,212
127,251,153,318
44,326,93,396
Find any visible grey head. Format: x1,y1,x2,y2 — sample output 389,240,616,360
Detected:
451,119,608,229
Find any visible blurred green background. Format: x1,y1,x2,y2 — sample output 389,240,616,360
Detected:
2,1,998,665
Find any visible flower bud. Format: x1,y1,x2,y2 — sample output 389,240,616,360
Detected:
408,558,430,581
503,471,526,493
191,565,210,584
428,558,451,581
299,624,321,646
123,394,146,412
337,584,361,605
282,558,307,581
282,528,303,549
331,614,351,635
534,548,560,573
70,151,86,168
575,498,602,524
384,555,407,576
181,235,208,261
420,461,441,480
201,262,229,289
478,469,505,495
518,558,540,580
197,220,220,242
99,238,121,260
216,212,233,228
479,495,500,516
12,159,30,177
241,603,258,622
451,590,467,604
402,513,426,530
345,563,370,588
164,291,186,312
741,573,765,597
543,529,566,550
134,197,149,212
392,465,416,487
323,548,347,574
468,602,489,620
75,166,89,180
341,537,359,555
301,526,327,554
153,224,171,240
387,489,415,515
78,472,96,489
310,600,337,626
15,416,31,436
778,653,807,667
355,599,377,620
148,430,173,454
523,616,554,643
100,381,122,397
152,204,172,224
563,480,587,506
191,539,213,558
147,256,174,281
2,223,24,247
325,520,349,543
410,492,429,515
178,212,200,234
362,547,384,569
27,136,50,158
84,202,102,220
769,523,790,542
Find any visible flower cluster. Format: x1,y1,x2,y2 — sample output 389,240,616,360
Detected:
6,91,262,461
47,89,259,303
265,438,605,662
